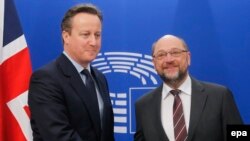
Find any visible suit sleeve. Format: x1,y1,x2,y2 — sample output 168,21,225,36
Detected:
28,70,83,141
222,88,243,140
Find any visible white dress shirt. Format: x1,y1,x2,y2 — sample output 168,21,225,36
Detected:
161,75,192,141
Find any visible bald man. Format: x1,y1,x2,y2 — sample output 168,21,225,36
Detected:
134,35,242,141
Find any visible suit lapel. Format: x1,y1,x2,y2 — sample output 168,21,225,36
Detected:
57,54,101,136
151,85,170,141
187,78,208,140
91,67,114,139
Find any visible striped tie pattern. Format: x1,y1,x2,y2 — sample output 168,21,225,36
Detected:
170,90,188,141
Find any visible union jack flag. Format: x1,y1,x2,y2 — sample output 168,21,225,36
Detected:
0,0,33,140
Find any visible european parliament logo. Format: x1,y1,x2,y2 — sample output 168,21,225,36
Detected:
92,52,161,140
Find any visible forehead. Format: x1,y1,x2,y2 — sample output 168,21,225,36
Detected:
71,13,101,27
155,36,185,51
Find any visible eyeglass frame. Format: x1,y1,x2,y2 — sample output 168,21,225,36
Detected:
153,48,189,60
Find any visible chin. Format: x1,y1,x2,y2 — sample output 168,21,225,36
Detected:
87,54,97,59
88,58,96,62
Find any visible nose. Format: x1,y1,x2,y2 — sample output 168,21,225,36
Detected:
163,53,174,62
89,35,97,46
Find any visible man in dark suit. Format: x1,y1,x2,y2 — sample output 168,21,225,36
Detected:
134,34,243,141
28,4,114,141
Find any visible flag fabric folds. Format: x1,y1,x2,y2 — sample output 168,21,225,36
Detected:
0,0,32,140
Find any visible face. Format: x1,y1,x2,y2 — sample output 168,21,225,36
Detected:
62,13,102,68
152,35,191,88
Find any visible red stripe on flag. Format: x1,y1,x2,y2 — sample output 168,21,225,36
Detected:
24,105,31,119
0,47,32,141
1,101,26,141
0,48,32,102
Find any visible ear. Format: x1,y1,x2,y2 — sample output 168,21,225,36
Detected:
187,51,191,66
62,31,70,44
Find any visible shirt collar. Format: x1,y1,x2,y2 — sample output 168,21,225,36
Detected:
162,75,192,100
63,51,91,73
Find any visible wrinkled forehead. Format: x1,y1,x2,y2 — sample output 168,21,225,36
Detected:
155,36,185,51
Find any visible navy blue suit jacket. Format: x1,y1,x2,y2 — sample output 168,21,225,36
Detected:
28,54,114,141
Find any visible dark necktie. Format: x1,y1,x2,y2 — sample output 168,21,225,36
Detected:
81,69,100,115
170,89,188,141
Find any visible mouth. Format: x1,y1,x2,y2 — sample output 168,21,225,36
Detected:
163,64,177,70
86,50,98,54
163,65,178,73
165,67,177,72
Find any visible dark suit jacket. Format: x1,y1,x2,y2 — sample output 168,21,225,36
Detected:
134,77,243,141
28,54,114,141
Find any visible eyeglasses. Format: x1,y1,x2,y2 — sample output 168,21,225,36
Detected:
153,49,188,60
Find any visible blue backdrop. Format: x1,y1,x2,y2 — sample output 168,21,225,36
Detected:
14,0,250,140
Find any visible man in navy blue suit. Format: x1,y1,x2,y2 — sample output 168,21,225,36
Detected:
28,4,114,141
